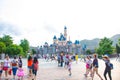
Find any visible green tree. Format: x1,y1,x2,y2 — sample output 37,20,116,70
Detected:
116,38,120,54
0,42,6,54
6,44,24,56
0,35,13,47
86,49,92,54
116,44,120,53
20,39,29,54
31,49,36,54
97,37,113,55
119,38,120,45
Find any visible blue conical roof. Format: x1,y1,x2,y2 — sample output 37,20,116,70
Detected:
64,26,67,29
53,35,57,39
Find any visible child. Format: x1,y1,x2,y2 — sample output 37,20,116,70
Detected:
32,57,39,80
0,62,3,79
17,65,24,80
68,59,72,76
75,54,78,64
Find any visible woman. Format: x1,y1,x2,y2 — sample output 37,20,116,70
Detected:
103,55,112,80
18,55,22,67
11,56,18,79
84,56,92,77
68,59,72,76
32,57,39,80
3,55,11,79
27,55,33,77
92,54,103,80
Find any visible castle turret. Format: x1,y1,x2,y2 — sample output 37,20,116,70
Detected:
53,35,57,44
64,26,67,41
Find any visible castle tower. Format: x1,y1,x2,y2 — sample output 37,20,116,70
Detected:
53,35,57,44
64,26,67,41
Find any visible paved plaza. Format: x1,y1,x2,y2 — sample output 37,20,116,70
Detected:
1,58,120,80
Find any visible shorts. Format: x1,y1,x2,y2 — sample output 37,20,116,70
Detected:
3,67,8,71
12,67,18,75
28,66,33,69
94,66,98,68
32,69,37,76
86,64,89,69
0,70,3,74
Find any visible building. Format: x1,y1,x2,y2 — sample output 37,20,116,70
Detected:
38,26,82,56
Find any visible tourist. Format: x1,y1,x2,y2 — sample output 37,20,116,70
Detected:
60,52,64,67
80,54,83,62
0,62,3,79
18,55,22,67
116,53,120,61
66,53,70,68
63,54,67,68
3,55,11,79
17,65,24,80
68,59,72,76
75,53,78,64
11,56,18,79
32,57,39,80
57,54,61,67
92,54,103,80
84,56,93,77
27,55,33,77
103,55,112,80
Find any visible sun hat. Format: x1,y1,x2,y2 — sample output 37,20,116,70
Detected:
102,55,109,58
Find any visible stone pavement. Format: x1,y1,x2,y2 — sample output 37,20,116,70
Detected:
1,58,120,80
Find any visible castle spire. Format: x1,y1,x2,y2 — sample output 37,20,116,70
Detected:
64,26,67,41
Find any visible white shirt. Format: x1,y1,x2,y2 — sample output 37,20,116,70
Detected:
4,59,11,67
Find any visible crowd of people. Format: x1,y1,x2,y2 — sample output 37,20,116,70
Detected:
0,55,23,80
55,53,113,80
0,52,116,80
0,55,39,80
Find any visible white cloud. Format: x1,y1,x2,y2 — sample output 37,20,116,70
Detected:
0,0,120,46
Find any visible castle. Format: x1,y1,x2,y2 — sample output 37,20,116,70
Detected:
38,26,82,56
53,26,68,46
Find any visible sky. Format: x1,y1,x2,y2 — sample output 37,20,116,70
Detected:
0,0,120,47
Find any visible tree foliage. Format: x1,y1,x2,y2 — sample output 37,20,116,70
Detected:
97,37,114,55
0,42,6,54
86,49,92,54
0,35,29,57
32,49,36,54
116,38,120,54
20,39,29,53
6,44,24,56
116,44,120,53
119,38,120,45
0,35,13,47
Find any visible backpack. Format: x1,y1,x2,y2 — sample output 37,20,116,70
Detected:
108,63,113,70
33,62,38,70
12,60,17,66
